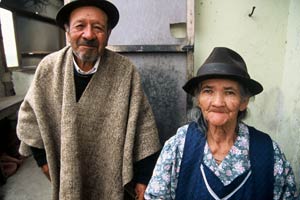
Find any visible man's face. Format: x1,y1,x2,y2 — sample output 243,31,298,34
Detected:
66,6,111,64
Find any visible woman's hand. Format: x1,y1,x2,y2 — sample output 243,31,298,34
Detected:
135,183,147,200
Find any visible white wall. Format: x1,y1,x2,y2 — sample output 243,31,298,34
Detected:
195,0,300,186
278,0,300,186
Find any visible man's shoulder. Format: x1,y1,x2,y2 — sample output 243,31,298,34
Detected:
103,49,138,78
36,46,70,69
104,49,134,66
43,46,70,61
34,46,71,78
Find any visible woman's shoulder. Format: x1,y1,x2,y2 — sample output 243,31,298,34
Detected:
166,124,189,143
271,140,289,163
161,124,190,153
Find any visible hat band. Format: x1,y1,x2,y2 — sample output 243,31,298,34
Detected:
197,63,250,79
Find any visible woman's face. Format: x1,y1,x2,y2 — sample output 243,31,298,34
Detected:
198,78,249,128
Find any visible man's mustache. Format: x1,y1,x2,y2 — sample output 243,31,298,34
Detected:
78,39,98,47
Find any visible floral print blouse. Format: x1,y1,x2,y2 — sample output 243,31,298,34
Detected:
144,122,297,200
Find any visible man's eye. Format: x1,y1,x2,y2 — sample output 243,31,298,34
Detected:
202,89,212,94
76,24,84,28
71,24,84,30
93,26,105,32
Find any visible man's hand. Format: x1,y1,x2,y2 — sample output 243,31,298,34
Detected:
135,183,147,200
41,164,51,181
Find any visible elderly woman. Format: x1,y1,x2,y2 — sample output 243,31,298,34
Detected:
144,47,297,200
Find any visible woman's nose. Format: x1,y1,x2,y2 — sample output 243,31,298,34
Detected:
212,93,225,106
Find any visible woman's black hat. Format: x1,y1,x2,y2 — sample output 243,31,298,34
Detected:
183,47,263,96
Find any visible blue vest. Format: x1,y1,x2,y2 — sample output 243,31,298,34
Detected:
175,122,274,200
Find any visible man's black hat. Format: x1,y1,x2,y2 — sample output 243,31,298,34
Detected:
56,0,119,30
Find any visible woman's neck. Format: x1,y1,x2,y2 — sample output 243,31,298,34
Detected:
207,123,238,164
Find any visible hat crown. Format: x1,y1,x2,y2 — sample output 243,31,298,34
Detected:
183,47,263,96
56,0,119,30
197,47,249,78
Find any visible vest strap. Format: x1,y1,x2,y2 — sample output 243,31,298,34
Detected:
200,164,252,200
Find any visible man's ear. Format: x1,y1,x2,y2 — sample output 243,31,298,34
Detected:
64,24,71,44
64,24,70,32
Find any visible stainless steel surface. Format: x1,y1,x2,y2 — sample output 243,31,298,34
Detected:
109,0,187,45
123,52,187,142
108,0,195,142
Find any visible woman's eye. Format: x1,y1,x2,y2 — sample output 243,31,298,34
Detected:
225,90,235,95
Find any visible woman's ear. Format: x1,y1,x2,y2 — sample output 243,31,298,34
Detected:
239,97,249,111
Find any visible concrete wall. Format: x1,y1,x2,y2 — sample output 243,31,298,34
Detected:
194,0,300,185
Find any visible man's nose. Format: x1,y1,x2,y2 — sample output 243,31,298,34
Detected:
82,26,95,40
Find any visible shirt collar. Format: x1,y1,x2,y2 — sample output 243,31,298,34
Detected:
73,56,101,75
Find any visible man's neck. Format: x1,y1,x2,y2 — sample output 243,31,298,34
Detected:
75,59,95,72
73,56,101,75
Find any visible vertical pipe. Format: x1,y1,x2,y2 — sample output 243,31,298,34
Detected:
186,0,195,112
186,0,195,81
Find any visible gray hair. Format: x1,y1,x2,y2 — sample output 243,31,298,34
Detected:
187,82,252,133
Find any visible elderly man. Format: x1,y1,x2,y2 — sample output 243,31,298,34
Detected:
16,0,161,199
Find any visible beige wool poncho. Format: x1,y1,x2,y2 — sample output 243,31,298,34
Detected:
17,46,161,200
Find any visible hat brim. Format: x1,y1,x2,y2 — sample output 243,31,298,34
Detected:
183,74,263,96
56,0,119,30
